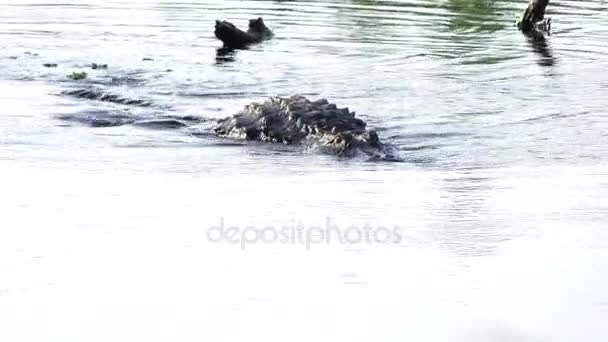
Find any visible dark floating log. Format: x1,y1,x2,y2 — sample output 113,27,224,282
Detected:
518,0,550,32
214,17,273,49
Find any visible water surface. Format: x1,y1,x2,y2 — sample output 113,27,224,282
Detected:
0,1,607,341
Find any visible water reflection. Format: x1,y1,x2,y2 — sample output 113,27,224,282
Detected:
444,0,503,33
524,30,555,67
215,47,237,64
428,0,507,61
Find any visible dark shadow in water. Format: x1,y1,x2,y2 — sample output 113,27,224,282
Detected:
524,30,555,67
215,47,238,64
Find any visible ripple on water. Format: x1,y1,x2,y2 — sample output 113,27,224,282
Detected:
0,3,607,342
0,0,606,165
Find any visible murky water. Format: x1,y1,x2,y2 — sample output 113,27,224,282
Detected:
1,0,607,341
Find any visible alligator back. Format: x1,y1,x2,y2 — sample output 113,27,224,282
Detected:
214,95,399,160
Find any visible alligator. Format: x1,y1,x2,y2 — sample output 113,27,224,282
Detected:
63,88,153,107
517,0,551,32
57,111,203,129
214,17,273,49
59,89,399,161
213,95,399,160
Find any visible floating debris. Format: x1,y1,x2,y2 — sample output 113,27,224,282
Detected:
67,71,88,80
214,17,273,49
517,0,551,32
91,63,108,70
43,63,58,68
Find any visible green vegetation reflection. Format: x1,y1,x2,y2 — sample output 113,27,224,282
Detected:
445,0,504,33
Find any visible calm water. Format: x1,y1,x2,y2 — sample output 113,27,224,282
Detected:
1,0,607,341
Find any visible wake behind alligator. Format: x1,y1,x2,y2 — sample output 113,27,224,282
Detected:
59,88,401,161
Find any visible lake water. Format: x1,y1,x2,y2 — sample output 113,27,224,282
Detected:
1,0,607,341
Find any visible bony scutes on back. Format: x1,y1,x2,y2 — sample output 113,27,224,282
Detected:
213,95,402,161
